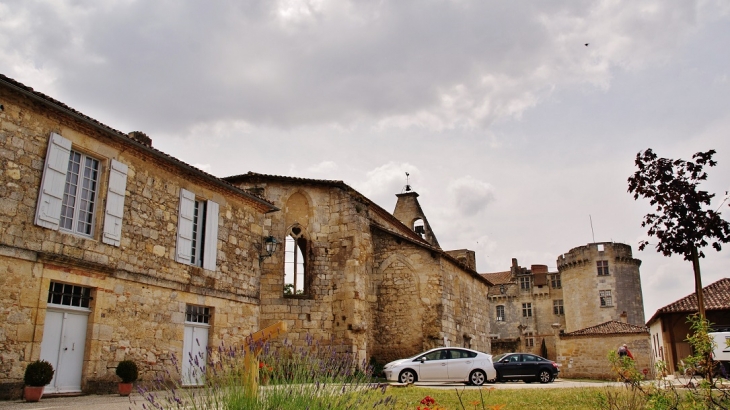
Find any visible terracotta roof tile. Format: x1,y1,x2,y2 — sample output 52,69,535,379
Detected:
480,271,512,285
563,320,648,336
647,278,730,325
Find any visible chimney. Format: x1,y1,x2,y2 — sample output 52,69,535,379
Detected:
619,311,628,323
128,131,152,147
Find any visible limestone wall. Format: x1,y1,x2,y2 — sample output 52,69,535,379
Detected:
370,230,491,363
557,333,652,380
231,181,375,363
0,84,265,397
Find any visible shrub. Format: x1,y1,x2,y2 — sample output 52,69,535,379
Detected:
24,360,54,387
139,334,397,409
116,360,139,383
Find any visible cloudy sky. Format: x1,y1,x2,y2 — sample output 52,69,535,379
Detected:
2,0,730,318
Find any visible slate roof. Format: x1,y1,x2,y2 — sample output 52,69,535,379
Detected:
646,278,730,325
563,320,648,337
480,271,512,285
0,74,277,213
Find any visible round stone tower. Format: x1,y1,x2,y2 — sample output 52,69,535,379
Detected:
556,242,644,332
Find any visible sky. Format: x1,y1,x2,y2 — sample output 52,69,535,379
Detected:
2,0,729,319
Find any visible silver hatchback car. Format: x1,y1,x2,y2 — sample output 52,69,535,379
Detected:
383,347,497,386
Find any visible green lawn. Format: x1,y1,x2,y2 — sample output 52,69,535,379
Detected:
373,385,608,409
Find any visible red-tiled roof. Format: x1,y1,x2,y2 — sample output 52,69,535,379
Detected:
646,278,730,325
563,320,648,337
480,271,512,285
0,74,276,213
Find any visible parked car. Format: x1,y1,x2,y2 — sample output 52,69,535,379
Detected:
383,347,497,386
492,353,559,383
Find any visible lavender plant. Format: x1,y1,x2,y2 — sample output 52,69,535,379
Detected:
134,333,396,410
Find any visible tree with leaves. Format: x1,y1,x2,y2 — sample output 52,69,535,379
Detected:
628,149,730,318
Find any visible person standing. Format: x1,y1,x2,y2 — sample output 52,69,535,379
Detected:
618,344,634,359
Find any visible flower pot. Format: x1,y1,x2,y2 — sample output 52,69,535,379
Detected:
24,386,44,402
118,382,134,396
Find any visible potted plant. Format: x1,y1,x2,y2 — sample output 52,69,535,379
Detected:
115,360,138,396
23,360,54,402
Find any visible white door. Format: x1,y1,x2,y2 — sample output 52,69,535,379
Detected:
182,324,209,385
40,308,89,393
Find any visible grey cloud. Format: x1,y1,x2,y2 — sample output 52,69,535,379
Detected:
0,0,712,133
449,176,496,216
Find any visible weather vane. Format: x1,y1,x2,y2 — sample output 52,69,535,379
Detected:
403,172,411,192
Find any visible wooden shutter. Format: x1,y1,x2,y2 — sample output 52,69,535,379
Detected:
35,133,72,230
202,200,219,271
102,159,128,246
176,189,195,264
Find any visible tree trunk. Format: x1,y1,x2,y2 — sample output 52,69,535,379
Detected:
691,246,705,319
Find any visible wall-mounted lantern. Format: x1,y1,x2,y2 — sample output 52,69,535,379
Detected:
259,235,278,262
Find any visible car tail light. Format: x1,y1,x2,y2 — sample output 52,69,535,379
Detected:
552,362,558,368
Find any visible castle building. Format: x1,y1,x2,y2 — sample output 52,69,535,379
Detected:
482,242,650,379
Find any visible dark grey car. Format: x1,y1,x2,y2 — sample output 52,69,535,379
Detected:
492,353,559,383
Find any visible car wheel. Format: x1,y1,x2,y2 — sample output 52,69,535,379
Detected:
538,369,552,384
469,370,486,386
399,369,417,384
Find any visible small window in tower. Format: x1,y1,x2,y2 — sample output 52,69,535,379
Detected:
597,260,609,276
597,244,605,252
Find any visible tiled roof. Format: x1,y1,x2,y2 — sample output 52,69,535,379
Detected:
480,271,512,285
563,320,648,337
0,74,276,212
646,278,730,325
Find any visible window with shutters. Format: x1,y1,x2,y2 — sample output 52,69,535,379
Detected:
176,188,219,270
35,133,128,245
60,150,99,235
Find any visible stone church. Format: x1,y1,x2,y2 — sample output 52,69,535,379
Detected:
0,74,492,397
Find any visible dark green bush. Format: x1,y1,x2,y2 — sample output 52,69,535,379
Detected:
24,360,54,387
116,360,138,383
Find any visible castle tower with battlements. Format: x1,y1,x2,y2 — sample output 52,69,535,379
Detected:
557,242,645,332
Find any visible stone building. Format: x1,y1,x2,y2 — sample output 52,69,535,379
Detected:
482,242,650,379
0,74,494,397
223,174,494,365
0,74,279,398
483,261,565,359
